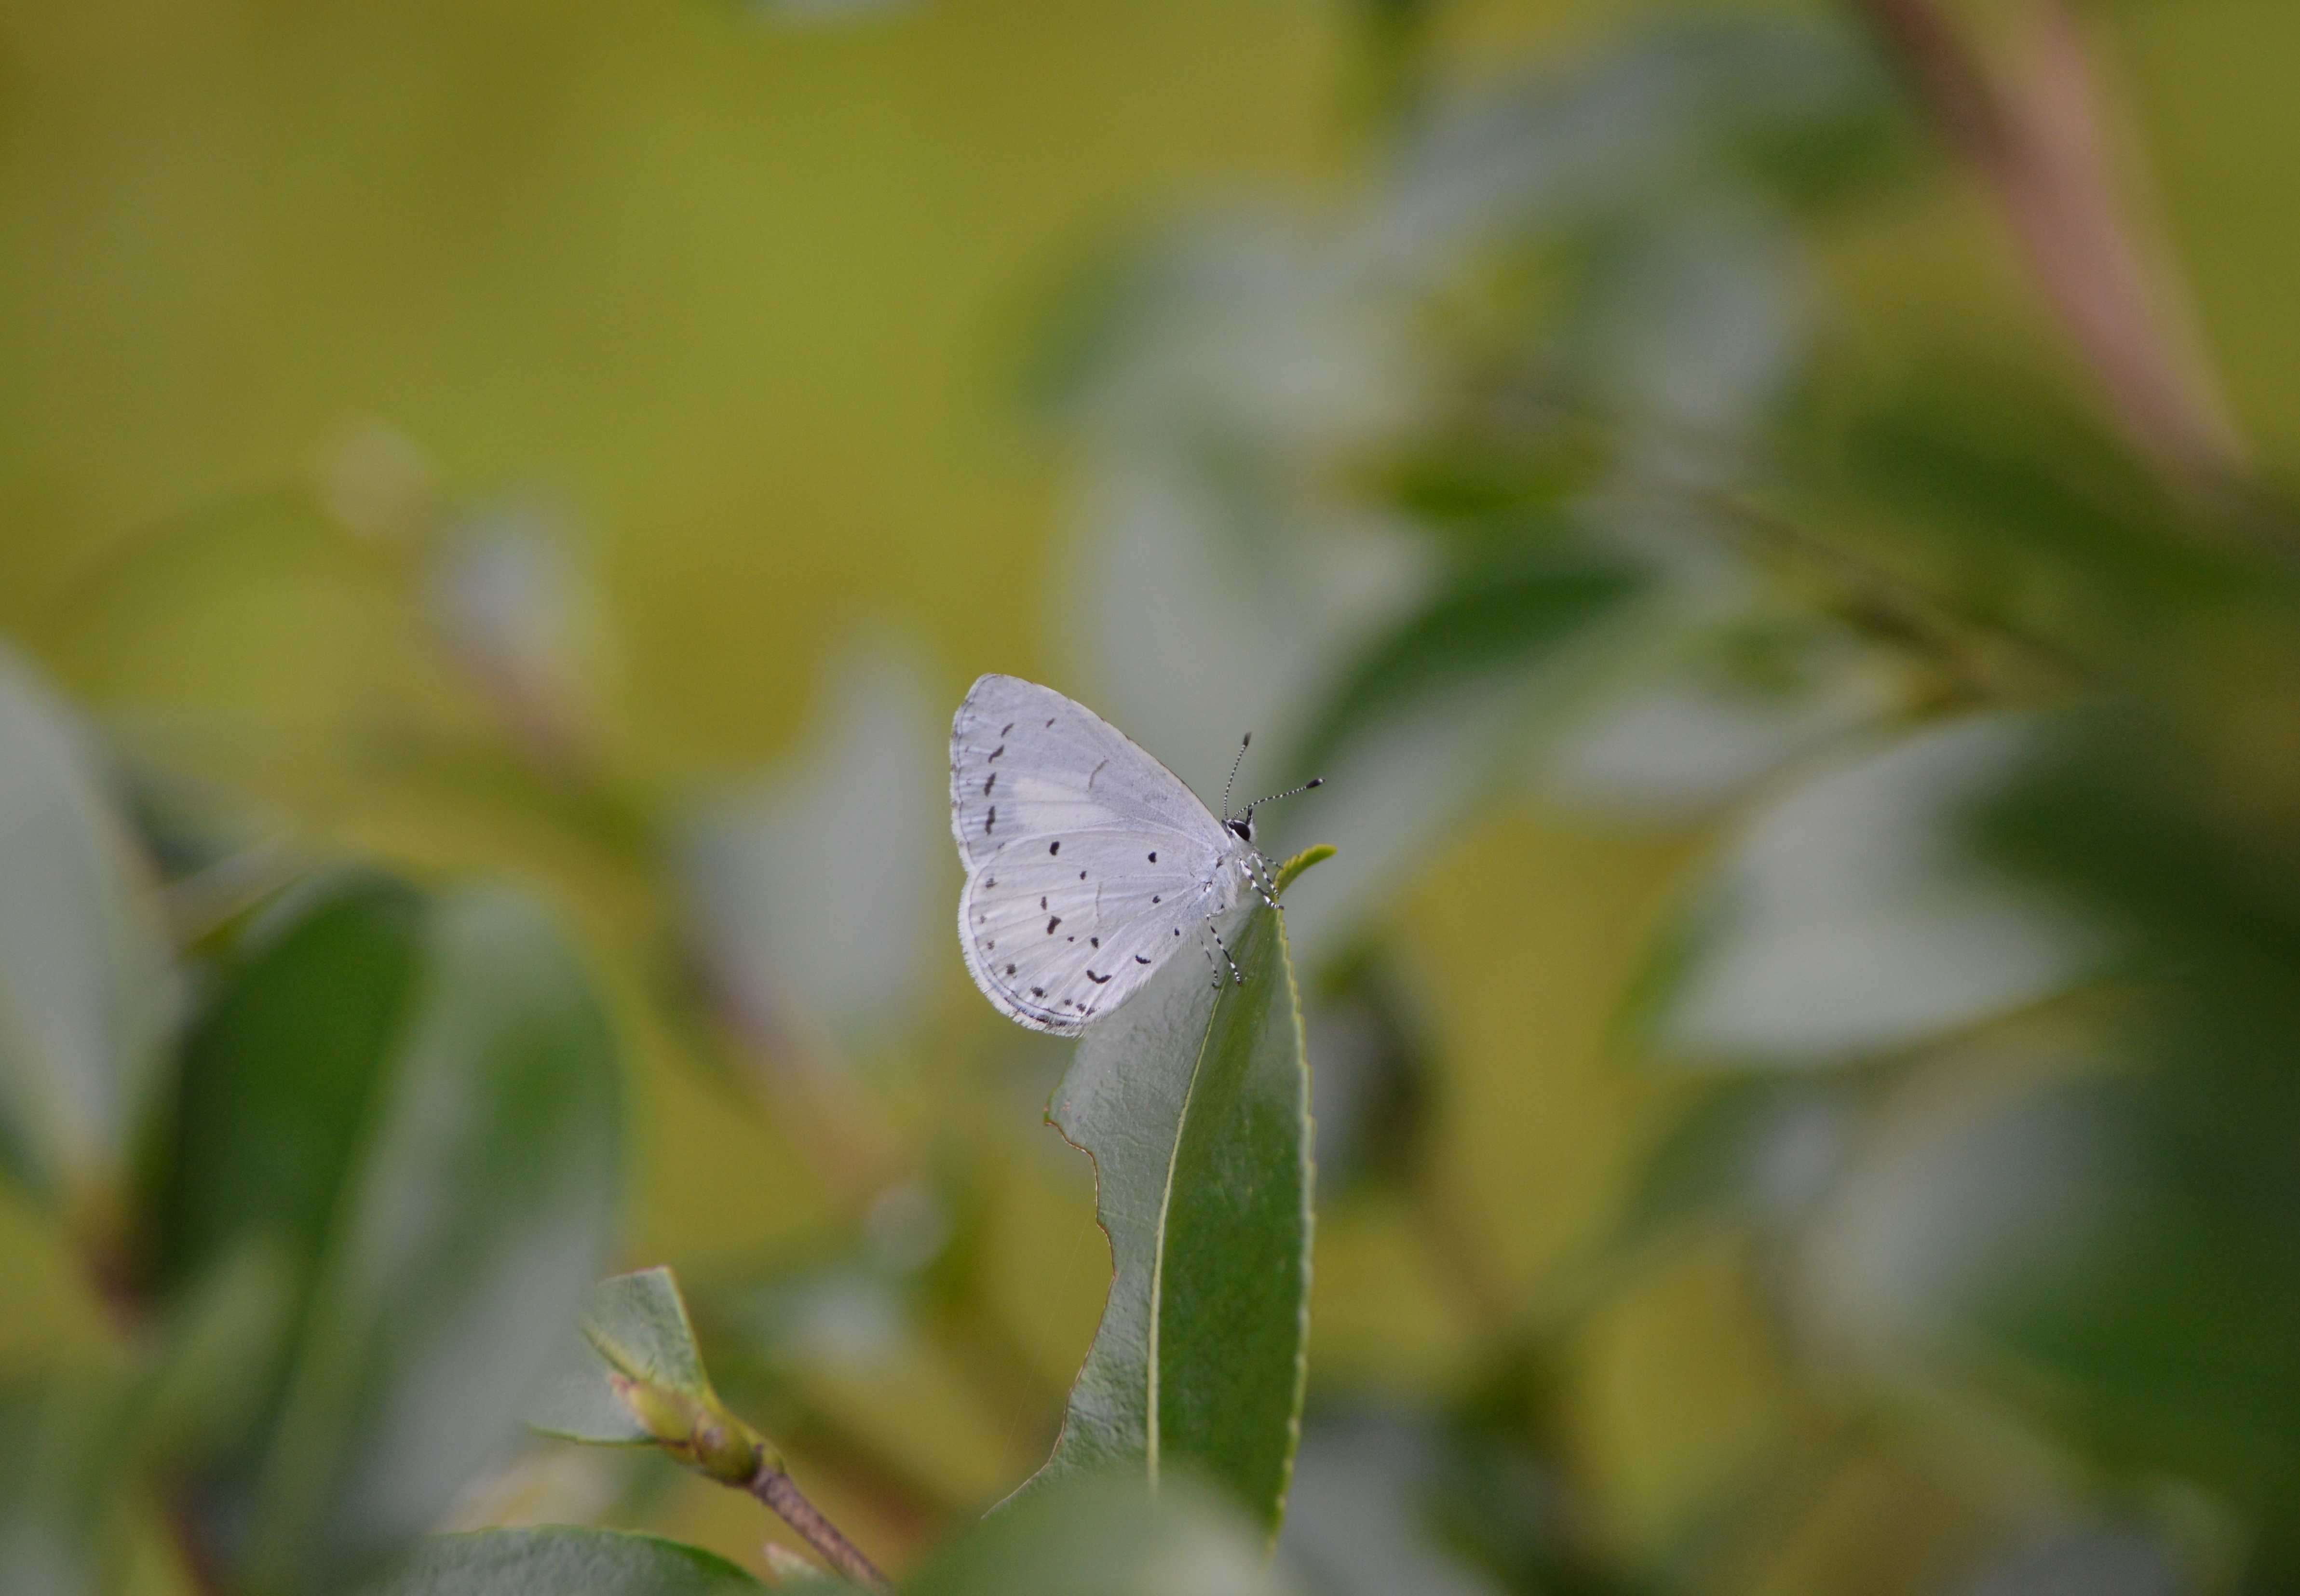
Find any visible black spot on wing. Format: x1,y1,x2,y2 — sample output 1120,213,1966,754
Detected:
1087,970,1111,984
1135,954,1151,964
1049,840,1060,856
1046,916,1062,933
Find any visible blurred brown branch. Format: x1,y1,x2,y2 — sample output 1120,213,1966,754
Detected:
748,1461,893,1591
1851,0,2246,483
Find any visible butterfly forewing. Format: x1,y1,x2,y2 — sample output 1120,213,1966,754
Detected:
950,675,1215,868
950,675,1242,1033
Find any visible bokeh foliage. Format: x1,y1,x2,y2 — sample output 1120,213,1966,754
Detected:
5,0,2300,1593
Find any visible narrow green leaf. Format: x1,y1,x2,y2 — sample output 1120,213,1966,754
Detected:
1015,853,1326,1539
911,1473,1284,1596
358,1528,761,1596
0,643,176,1206
150,873,622,1595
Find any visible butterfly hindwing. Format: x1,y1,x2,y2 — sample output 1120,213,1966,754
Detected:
957,836,1225,1032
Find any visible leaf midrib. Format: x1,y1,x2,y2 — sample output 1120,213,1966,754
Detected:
1141,952,1229,1488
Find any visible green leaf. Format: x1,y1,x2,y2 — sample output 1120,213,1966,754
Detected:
1294,547,1646,771
358,1528,761,1596
1274,545,1655,968
526,1266,772,1482
1803,1068,2300,1528
0,643,176,1208
0,1378,133,1596
1637,715,2110,1066
1013,852,1326,1539
149,872,622,1596
910,1473,1284,1596
1608,1078,1854,1259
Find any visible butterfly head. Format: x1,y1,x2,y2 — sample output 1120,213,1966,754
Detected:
1226,814,1256,844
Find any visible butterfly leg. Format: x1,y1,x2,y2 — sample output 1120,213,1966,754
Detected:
1203,919,1245,986
1245,854,1281,911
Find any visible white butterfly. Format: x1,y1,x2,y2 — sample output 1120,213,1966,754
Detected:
949,674,1319,1035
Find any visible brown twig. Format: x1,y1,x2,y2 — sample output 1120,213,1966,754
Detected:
746,1460,893,1592
1849,0,2246,481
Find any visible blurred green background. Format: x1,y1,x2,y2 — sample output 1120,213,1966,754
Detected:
5,0,2300,1591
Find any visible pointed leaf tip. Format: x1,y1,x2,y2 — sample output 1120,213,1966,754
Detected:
1272,844,1335,898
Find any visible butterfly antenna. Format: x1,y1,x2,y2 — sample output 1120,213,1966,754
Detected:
1222,732,1251,825
1241,776,1326,827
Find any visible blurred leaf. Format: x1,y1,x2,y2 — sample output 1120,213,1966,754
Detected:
1038,218,1421,450
1830,384,2215,606
680,641,944,1062
1276,543,1655,967
151,872,622,1595
131,1241,299,1470
0,1380,130,1596
1946,1519,2185,1596
0,642,176,1206
425,500,611,771
1295,543,1645,769
1611,1077,1855,1260
154,874,428,1295
1562,208,1806,462
1791,373,2275,688
910,1472,1285,1596
1011,871,1318,1538
1067,439,1430,815
1299,950,1431,1197
747,0,918,31
1540,609,1896,818
1640,714,2111,1066
1280,1411,1504,1596
357,1527,761,1596
1365,17,1902,271
1800,1066,2300,1528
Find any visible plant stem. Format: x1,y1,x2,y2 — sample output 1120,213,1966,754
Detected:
1848,0,2245,481
745,1460,893,1592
